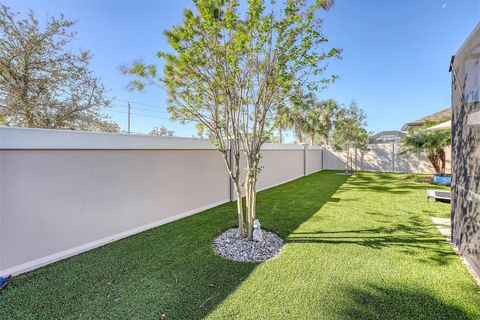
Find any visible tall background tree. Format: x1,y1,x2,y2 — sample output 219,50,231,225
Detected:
331,101,369,172
303,97,338,145
273,103,290,144
123,0,340,240
0,5,114,130
316,99,338,145
279,92,338,145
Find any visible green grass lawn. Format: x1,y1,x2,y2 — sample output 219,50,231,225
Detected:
1,171,478,319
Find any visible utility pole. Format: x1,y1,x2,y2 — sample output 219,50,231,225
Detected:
127,102,131,134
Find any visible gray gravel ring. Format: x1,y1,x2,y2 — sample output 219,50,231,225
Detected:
213,227,284,262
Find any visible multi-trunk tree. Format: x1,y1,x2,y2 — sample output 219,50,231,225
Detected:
123,0,339,240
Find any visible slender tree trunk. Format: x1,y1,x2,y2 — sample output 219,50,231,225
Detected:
245,159,251,240
27,118,34,127
235,187,245,238
234,151,245,238
221,149,244,238
251,177,257,233
439,149,446,175
246,176,257,240
25,111,35,128
279,128,283,144
295,123,302,144
244,158,259,241
427,154,441,174
245,174,252,240
324,134,329,146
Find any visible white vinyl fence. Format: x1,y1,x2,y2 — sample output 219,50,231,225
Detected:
0,127,322,275
322,142,449,174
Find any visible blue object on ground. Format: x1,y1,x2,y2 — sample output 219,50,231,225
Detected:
0,275,12,292
433,174,451,186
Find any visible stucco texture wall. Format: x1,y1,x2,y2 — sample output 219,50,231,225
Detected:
0,149,230,271
451,24,480,276
0,128,318,274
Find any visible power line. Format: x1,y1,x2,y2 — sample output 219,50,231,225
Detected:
104,109,171,120
104,98,175,133
113,98,169,109
109,102,171,114
114,105,170,114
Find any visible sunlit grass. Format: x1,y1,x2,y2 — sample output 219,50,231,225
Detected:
1,171,478,320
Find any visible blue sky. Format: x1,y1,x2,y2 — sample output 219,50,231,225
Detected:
5,0,480,139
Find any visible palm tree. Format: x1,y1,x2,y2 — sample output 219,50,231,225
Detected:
303,98,339,146
274,104,291,144
285,91,312,144
305,107,321,145
401,130,451,174
318,99,338,145
276,92,338,146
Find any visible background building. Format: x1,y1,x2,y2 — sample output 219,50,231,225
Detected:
368,130,406,144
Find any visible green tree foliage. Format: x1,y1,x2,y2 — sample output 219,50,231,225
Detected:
279,91,338,145
87,119,120,133
332,101,369,172
0,5,114,130
283,91,312,144
272,103,291,144
401,130,451,174
315,99,338,145
149,125,176,136
303,97,338,145
122,0,340,240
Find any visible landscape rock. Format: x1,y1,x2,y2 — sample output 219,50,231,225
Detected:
213,227,283,262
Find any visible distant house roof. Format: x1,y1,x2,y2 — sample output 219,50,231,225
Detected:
369,130,406,144
400,107,451,131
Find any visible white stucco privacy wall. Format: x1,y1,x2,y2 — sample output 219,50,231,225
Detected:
0,127,321,275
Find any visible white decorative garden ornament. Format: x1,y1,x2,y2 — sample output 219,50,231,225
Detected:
253,219,263,242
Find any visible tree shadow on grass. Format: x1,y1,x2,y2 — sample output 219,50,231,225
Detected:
0,171,349,319
286,228,456,266
338,283,476,320
286,213,457,267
